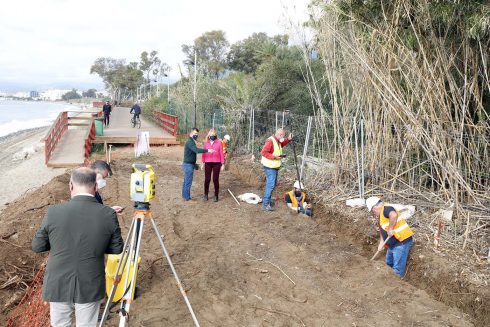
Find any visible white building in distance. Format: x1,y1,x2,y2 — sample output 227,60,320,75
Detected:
40,89,71,101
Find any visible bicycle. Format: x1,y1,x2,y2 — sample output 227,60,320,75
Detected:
131,115,141,129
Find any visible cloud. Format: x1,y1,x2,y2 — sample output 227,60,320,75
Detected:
0,0,309,90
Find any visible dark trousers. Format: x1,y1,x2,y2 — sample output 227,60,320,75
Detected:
104,113,110,126
204,162,222,196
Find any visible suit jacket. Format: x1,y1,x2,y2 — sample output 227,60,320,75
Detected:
32,195,123,303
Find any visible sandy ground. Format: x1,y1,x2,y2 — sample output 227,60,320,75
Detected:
0,127,66,211
1,145,483,326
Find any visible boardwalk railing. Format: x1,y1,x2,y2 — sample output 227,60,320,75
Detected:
44,111,100,165
44,112,69,165
153,112,179,137
83,120,96,163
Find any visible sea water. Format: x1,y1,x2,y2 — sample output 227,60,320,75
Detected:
0,100,79,137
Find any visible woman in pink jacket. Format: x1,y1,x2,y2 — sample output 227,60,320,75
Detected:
202,128,225,202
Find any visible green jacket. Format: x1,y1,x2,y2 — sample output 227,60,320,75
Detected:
183,137,207,164
32,195,123,303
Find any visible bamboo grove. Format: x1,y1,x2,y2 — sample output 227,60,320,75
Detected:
300,0,490,247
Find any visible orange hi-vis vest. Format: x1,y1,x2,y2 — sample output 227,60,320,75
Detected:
261,136,282,169
379,205,414,242
286,190,305,208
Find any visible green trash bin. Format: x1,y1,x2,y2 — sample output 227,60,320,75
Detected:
94,117,104,136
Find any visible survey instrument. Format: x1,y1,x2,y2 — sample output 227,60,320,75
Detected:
99,164,200,327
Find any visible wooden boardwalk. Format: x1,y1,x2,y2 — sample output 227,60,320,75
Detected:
93,107,178,145
47,129,87,167
45,107,178,167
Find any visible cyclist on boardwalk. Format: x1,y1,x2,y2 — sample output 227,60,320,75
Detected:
130,102,142,123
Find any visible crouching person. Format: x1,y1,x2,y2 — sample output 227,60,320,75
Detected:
284,181,312,217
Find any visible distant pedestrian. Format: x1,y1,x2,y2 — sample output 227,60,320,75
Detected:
202,129,224,202
102,101,112,127
32,167,123,326
260,128,293,212
366,196,414,278
182,128,215,201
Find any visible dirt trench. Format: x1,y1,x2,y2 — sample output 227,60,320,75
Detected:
230,157,490,327
0,146,483,326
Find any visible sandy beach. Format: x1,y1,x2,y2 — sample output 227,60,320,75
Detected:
0,127,66,211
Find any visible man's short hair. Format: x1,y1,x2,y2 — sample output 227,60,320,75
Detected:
191,128,199,133
90,160,112,176
71,168,96,188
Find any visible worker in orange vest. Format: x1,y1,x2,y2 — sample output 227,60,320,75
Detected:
366,196,414,278
220,134,230,171
222,134,230,158
284,181,312,216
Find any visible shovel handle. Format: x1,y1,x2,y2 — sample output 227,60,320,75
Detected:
370,235,392,261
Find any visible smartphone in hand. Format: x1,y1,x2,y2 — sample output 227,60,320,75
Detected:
112,206,125,214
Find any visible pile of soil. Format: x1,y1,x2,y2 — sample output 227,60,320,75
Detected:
0,146,484,326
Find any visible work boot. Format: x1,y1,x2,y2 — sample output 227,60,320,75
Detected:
202,194,208,201
262,205,274,212
214,195,218,202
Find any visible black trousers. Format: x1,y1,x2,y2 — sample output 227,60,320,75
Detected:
204,162,222,196
104,113,110,126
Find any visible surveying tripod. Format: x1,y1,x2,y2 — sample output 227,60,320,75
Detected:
98,202,200,327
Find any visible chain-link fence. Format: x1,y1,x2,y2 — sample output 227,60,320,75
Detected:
224,108,490,208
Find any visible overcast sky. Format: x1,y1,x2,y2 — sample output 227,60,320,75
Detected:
0,0,309,91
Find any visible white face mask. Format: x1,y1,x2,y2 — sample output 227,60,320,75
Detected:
96,179,107,189
279,138,285,143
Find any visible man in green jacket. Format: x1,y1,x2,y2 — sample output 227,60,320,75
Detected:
32,167,123,326
182,128,215,201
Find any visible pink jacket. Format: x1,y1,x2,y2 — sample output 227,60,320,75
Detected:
202,139,224,164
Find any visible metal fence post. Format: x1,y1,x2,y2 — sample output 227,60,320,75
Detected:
354,118,362,199
300,116,313,181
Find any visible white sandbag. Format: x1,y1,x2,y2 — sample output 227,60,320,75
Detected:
135,131,150,157
345,198,416,220
391,204,415,220
346,198,365,208
237,193,262,204
432,204,454,222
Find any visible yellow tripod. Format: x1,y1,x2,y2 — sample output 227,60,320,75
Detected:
98,203,200,326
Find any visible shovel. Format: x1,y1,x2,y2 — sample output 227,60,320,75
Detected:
370,235,392,261
289,123,302,192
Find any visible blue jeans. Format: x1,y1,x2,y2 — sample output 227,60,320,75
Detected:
298,206,313,217
263,167,279,207
386,238,414,278
182,163,195,200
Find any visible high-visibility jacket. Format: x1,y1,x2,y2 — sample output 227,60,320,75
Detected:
286,190,305,209
380,205,414,242
261,136,282,168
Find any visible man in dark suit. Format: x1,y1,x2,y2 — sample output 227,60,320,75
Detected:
32,167,123,326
